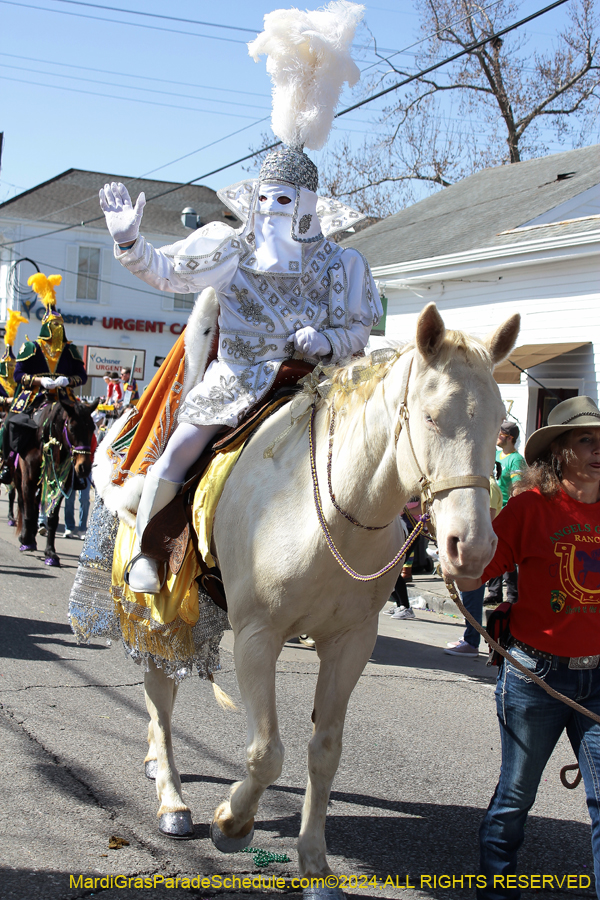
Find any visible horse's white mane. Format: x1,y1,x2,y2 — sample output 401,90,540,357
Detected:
318,331,492,415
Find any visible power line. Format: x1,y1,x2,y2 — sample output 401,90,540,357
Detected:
0,0,572,251
338,0,570,116
0,0,405,56
360,0,504,75
48,0,258,33
0,74,264,119
0,0,250,44
22,116,271,224
0,51,270,100
0,63,272,112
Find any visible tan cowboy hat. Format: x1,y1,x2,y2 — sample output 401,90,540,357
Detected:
524,396,600,465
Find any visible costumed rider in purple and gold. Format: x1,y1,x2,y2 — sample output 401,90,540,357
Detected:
0,310,28,412
0,274,87,484
98,0,382,594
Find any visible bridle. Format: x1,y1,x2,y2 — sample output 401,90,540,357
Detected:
309,350,490,581
62,420,92,457
394,355,490,508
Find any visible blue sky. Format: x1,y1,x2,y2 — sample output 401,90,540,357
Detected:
0,0,595,206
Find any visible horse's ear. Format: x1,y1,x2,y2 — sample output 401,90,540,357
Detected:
86,397,101,412
416,303,445,361
485,313,520,366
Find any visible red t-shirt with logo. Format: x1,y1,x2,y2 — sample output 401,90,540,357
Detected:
481,487,600,657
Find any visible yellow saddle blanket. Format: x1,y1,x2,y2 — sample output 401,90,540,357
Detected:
110,442,244,661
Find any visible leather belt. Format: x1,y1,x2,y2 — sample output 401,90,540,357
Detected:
512,638,600,670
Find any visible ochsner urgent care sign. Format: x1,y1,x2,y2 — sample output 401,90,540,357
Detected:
85,346,146,379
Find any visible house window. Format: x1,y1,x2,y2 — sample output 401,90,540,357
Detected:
371,293,387,336
77,247,100,301
174,293,194,310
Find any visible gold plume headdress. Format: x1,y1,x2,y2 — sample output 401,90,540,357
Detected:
27,273,66,349
4,308,28,352
0,308,27,382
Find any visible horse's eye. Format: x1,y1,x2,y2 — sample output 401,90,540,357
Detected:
277,196,292,205
259,195,267,201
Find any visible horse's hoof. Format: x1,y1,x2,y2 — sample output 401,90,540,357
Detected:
304,889,346,900
44,556,60,567
210,819,254,853
7,518,16,527
145,759,158,780
158,811,194,839
19,544,36,552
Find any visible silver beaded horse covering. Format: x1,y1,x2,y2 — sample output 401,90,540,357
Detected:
68,494,229,682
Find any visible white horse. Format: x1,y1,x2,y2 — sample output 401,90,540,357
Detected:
143,303,519,890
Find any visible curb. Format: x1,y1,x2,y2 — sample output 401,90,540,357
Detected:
407,584,494,624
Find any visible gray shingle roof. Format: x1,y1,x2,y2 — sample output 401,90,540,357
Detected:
342,145,600,267
0,168,240,238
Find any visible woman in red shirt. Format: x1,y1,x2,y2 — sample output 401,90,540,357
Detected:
456,396,600,900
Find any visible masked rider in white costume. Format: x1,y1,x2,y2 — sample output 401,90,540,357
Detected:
98,2,382,595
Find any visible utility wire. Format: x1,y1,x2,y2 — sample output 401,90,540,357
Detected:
361,0,504,75
0,51,271,99
0,0,405,56
0,0,571,251
338,0,570,116
0,64,272,112
48,0,258,33
0,0,251,44
0,74,264,118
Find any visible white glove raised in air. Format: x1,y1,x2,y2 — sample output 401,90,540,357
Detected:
288,327,331,357
40,377,57,389
54,376,70,388
99,182,146,246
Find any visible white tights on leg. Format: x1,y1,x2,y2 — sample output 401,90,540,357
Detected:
152,422,222,484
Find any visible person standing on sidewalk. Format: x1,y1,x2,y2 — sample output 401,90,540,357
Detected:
444,476,503,657
64,433,96,538
63,478,91,539
453,396,600,899
485,420,526,605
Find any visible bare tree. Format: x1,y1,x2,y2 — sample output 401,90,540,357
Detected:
320,0,600,216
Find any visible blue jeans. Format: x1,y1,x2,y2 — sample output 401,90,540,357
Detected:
460,585,485,648
64,481,91,532
478,645,600,899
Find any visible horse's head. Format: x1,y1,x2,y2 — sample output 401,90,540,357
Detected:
60,397,99,481
398,303,520,579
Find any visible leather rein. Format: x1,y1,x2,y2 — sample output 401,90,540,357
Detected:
309,352,489,581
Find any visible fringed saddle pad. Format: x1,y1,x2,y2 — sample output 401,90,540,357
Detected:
68,493,228,682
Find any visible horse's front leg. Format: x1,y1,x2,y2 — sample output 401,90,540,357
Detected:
144,658,193,838
17,457,38,551
144,676,178,781
43,501,61,566
298,616,379,882
212,626,283,852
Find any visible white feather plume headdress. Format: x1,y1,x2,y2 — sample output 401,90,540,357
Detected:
248,1,364,152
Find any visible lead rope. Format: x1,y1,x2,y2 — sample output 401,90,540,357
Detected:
443,573,599,789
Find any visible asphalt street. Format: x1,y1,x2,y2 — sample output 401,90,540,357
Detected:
0,490,595,900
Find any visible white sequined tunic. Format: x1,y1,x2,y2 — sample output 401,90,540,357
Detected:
116,221,382,427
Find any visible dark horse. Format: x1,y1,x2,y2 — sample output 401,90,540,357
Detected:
15,398,99,565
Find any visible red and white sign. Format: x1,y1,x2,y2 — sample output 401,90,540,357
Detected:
85,346,146,379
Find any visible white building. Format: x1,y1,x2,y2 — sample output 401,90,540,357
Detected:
345,144,600,444
0,169,240,397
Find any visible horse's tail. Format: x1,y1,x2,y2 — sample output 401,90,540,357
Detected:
209,674,237,711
